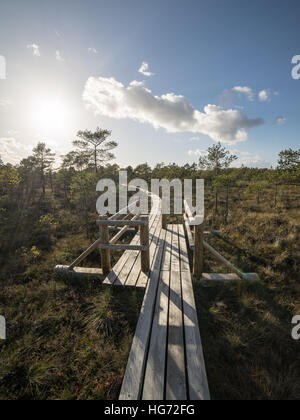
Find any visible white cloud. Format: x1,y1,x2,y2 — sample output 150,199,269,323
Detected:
258,89,270,102
232,86,255,102
27,43,40,57
187,147,270,168
83,76,263,144
231,150,270,168
88,47,98,54
188,149,208,157
273,116,287,126
0,99,11,108
55,50,64,61
7,130,20,136
0,138,33,164
138,61,155,77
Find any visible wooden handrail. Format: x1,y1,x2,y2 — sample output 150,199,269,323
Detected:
183,200,204,279
108,199,140,220
97,219,147,227
184,200,204,226
62,197,152,276
109,215,139,245
203,240,245,280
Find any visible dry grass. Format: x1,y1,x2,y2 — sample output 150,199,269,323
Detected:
0,184,299,399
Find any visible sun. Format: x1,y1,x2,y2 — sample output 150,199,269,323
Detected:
28,94,71,137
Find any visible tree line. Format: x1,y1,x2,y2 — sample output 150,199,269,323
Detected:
0,128,299,254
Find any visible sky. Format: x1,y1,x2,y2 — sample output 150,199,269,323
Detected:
0,0,299,168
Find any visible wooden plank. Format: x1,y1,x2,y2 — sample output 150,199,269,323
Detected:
178,225,190,272
99,217,111,275
103,211,157,286
135,217,162,288
193,223,204,280
171,224,180,272
142,270,170,400
99,244,148,251
161,224,172,271
97,219,147,227
140,216,150,273
184,213,194,250
201,272,259,283
181,270,210,400
119,269,160,400
55,265,103,278
117,213,160,287
166,270,187,400
119,212,167,399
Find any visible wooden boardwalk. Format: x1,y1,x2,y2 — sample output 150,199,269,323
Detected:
102,203,210,400
55,193,259,400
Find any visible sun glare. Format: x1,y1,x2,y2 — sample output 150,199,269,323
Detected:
28,95,71,137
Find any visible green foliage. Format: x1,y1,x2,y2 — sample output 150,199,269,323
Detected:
0,166,20,196
0,137,299,400
72,127,118,173
198,142,238,174
278,148,300,171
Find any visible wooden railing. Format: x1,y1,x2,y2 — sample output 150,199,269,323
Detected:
184,200,254,281
55,200,150,276
97,201,150,275
184,200,204,280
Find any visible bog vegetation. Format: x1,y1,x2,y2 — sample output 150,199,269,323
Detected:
0,128,299,400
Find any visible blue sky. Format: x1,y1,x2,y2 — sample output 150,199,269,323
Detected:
0,0,299,167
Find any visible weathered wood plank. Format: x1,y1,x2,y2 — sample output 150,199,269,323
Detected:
178,224,190,272
142,270,170,400
201,272,260,283
161,225,172,271
193,223,204,280
117,213,160,287
181,270,210,400
166,269,187,400
184,213,194,250
55,265,103,278
97,219,148,226
171,224,180,272
99,243,148,251
119,221,166,399
103,212,157,286
140,216,150,273
135,217,162,288
119,270,161,400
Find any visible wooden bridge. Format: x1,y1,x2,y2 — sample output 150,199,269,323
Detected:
55,194,258,400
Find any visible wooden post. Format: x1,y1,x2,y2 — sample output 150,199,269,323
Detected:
99,217,111,275
193,223,203,280
140,215,150,273
162,214,167,229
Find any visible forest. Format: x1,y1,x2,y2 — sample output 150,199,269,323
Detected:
0,128,299,400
